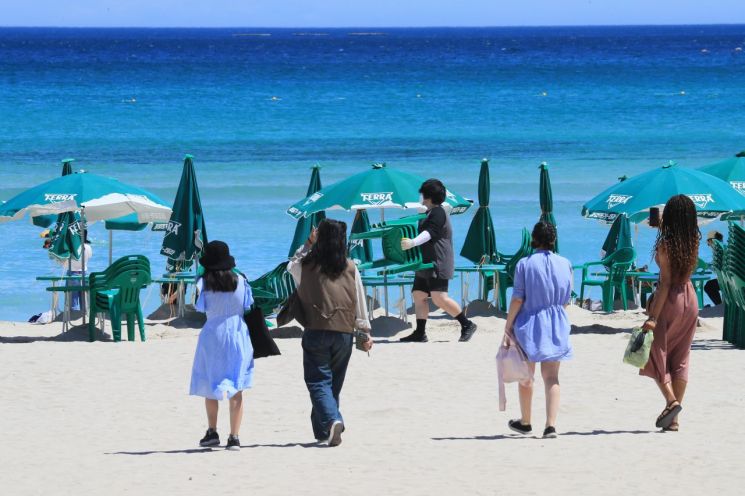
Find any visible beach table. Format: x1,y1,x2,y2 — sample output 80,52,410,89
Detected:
37,274,89,332
454,264,505,309
153,272,197,318
361,275,414,322
635,272,711,308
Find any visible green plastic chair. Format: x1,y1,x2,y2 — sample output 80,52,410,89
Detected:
494,228,534,311
88,255,151,342
579,247,636,313
351,216,434,276
710,239,735,343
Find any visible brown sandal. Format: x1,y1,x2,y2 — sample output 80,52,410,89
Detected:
656,401,682,429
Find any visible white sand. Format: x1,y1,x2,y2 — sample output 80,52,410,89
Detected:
1,305,743,495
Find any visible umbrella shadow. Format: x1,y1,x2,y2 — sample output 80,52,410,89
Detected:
0,323,112,343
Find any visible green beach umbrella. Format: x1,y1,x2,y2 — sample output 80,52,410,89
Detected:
160,154,207,273
460,159,498,264
698,151,745,197
287,163,471,219
538,161,559,252
582,161,745,224
0,171,172,224
601,213,633,256
288,165,326,257
33,158,75,228
48,210,83,262
349,209,374,265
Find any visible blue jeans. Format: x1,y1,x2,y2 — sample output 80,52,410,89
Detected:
301,329,353,440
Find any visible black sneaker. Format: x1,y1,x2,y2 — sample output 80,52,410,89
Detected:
226,434,241,451
542,426,558,439
400,331,428,342
199,428,220,447
508,419,532,435
328,420,344,447
459,321,478,342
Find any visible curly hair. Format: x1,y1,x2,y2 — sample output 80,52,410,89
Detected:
654,195,700,283
302,219,349,279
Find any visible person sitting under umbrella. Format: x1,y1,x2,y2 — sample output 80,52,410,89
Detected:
399,179,478,343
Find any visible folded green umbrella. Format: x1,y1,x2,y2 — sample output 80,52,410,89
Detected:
538,162,559,252
287,163,471,219
582,161,745,224
349,209,373,265
288,165,326,257
461,159,498,264
160,155,207,273
48,210,83,262
601,213,633,255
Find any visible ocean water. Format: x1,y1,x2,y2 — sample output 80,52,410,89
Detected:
1,26,744,321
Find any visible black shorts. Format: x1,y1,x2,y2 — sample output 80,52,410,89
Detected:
412,276,449,295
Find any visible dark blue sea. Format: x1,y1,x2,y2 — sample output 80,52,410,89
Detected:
1,26,744,320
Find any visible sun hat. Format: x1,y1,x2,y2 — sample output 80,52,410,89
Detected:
199,240,235,271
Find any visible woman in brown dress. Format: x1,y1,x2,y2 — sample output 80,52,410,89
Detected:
641,195,700,431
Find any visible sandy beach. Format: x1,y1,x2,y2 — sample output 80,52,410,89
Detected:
1,305,743,496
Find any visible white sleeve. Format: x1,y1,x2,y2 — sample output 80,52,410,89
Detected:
287,244,310,286
354,266,371,332
409,230,431,247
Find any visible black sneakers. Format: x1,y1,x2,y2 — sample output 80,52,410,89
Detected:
400,330,428,342
459,321,478,342
199,428,220,447
328,420,344,447
226,434,241,451
542,426,558,439
508,419,532,435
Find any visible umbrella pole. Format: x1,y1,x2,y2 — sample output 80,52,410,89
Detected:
108,230,113,266
81,207,87,326
380,209,389,317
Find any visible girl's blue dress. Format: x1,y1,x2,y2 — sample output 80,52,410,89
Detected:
512,250,574,363
189,278,255,400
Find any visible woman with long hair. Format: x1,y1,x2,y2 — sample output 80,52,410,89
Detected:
641,194,701,431
504,221,573,439
288,219,372,447
189,240,254,451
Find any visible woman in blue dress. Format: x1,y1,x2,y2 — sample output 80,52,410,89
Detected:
504,222,573,439
189,241,254,451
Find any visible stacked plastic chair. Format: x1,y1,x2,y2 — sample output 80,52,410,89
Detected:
351,214,433,276
88,255,151,342
579,246,636,313
249,262,297,317
725,223,745,347
494,228,535,311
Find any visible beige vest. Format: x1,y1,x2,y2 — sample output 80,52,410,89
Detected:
298,260,357,333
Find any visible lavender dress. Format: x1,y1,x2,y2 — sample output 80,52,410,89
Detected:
189,278,254,400
512,250,573,362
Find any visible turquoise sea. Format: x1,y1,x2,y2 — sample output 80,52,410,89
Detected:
1,26,744,321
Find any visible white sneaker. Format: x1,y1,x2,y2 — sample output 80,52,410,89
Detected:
327,420,344,447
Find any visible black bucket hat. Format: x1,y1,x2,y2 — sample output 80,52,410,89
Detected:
199,240,235,271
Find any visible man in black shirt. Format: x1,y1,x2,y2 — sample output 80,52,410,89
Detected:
399,179,477,342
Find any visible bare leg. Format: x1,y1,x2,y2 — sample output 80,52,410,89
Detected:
518,362,537,425
671,379,687,424
205,399,218,430
229,392,244,436
541,362,561,428
430,291,462,317
655,381,677,405
413,290,430,320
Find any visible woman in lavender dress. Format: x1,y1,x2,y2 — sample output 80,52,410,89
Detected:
504,222,573,439
189,241,254,451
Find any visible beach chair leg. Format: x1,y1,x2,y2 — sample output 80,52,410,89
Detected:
110,307,121,342
126,313,135,342
579,283,585,305
621,283,629,311
601,284,613,312
137,305,146,342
